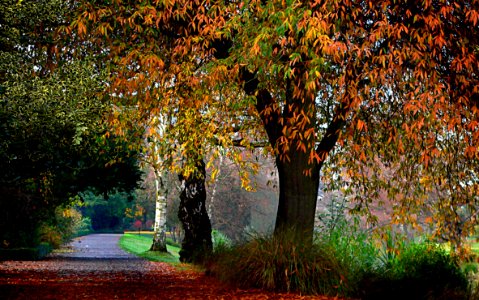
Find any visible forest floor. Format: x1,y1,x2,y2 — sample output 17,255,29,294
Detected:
0,234,344,299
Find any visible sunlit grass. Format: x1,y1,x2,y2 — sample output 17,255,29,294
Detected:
124,230,156,236
119,233,180,263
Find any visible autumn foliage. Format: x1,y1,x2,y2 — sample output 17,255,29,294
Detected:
71,0,479,247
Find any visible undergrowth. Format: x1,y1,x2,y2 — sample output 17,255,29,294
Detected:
360,241,470,300
205,220,472,299
207,228,354,296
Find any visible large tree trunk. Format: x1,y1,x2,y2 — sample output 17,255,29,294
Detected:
178,158,212,263
241,68,344,245
150,168,168,252
274,150,320,244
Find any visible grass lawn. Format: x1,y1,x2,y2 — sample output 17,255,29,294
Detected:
119,232,180,263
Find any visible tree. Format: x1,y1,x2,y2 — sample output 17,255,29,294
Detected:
208,0,479,247
0,0,142,248
73,0,479,248
81,191,135,232
177,157,213,262
70,0,227,261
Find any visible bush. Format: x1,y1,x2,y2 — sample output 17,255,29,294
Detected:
75,216,92,237
211,229,232,252
316,218,378,295
205,204,472,299
38,224,63,248
360,242,470,300
206,229,350,296
38,206,91,248
316,196,379,295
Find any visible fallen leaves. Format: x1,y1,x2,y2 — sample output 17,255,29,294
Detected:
0,259,345,299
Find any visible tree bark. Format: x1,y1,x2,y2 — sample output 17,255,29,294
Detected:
150,168,168,252
178,158,212,263
274,150,320,244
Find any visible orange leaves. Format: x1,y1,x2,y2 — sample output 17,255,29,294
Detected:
466,9,479,26
140,54,165,71
465,145,478,159
75,19,87,36
356,119,366,132
72,0,479,244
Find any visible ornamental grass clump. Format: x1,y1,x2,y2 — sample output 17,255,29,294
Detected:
207,229,351,296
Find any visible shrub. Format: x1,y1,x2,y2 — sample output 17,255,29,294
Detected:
38,206,90,248
206,229,350,296
316,195,379,295
360,242,470,300
38,224,63,248
133,220,142,233
316,218,378,295
206,211,471,299
56,207,85,242
75,216,92,237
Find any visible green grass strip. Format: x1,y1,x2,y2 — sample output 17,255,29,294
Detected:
119,233,180,263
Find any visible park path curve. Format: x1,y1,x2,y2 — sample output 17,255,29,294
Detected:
0,234,332,300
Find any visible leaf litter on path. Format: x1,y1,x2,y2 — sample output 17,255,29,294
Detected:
0,259,345,299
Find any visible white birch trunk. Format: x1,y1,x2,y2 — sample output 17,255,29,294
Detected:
150,167,167,251
150,119,168,251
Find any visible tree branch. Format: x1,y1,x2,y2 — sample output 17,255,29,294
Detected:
315,100,350,167
232,138,268,148
240,68,281,149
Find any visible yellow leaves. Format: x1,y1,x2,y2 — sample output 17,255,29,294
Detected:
397,140,404,155
359,150,367,162
210,168,220,181
295,141,307,153
419,176,431,185
141,54,165,70
395,23,409,39
420,152,431,169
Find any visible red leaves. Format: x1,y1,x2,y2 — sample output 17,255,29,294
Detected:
0,260,336,299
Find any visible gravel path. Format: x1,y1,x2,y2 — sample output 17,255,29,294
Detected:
53,234,138,259
0,234,325,300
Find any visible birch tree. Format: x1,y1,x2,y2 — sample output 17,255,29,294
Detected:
148,117,168,252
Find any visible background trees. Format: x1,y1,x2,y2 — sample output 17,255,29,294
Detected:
206,154,278,241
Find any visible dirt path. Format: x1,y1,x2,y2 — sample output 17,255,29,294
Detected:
0,234,332,299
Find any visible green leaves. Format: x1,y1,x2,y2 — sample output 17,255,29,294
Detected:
0,0,143,249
